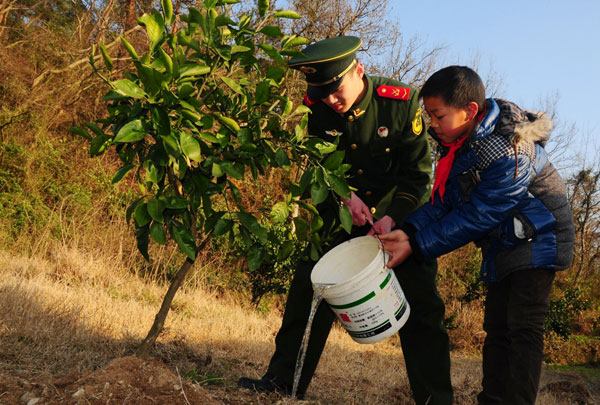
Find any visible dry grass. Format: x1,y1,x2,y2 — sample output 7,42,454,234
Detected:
1,244,597,404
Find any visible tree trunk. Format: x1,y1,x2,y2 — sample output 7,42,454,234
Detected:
136,232,212,359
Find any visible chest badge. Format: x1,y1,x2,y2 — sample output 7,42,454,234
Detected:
325,129,342,137
377,126,389,138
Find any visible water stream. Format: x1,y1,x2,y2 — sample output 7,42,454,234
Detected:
291,284,330,399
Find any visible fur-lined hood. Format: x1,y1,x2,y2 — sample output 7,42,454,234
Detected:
485,98,552,146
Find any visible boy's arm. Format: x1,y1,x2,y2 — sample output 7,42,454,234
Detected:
414,154,534,260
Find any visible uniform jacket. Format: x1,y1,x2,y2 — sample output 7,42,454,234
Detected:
405,98,575,281
307,74,432,224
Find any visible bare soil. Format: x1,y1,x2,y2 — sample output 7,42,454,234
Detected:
1,354,598,404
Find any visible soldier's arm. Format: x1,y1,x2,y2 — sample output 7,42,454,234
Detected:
385,92,433,224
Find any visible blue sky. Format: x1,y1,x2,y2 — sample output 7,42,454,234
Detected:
392,0,599,161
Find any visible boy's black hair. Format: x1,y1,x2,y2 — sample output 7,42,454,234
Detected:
420,65,486,112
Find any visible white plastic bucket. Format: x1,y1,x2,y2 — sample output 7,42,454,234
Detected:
310,236,410,344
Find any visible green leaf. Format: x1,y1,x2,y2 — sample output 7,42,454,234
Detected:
158,47,173,75
165,197,188,209
275,148,290,167
310,243,319,261
255,80,270,104
221,76,244,94
221,161,243,179
161,0,173,24
247,243,265,271
69,126,91,140
112,164,135,184
212,163,224,177
171,223,196,260
339,204,352,234
310,181,328,205
120,36,139,61
215,114,240,132
282,36,309,48
90,134,111,156
179,64,210,77
180,132,202,161
293,105,312,115
296,200,319,215
236,212,267,243
259,43,284,64
150,222,167,244
299,168,312,194
147,198,165,223
270,202,289,223
134,203,152,227
213,218,234,236
99,42,113,71
277,240,295,261
258,0,269,17
113,119,145,143
310,215,323,232
323,150,345,170
135,224,150,260
274,10,301,19
260,25,283,38
231,45,251,53
266,66,285,82
314,140,337,155
328,174,351,199
293,217,309,241
137,10,164,51
112,79,146,99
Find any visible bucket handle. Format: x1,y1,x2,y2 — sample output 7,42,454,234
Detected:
375,236,390,271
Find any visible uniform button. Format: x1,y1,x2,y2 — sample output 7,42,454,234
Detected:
357,169,364,175
348,115,355,122
370,207,376,214
351,143,358,150
366,191,372,196
385,147,391,153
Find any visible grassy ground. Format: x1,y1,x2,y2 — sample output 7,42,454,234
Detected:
1,245,598,404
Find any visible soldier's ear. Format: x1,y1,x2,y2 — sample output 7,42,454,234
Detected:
355,62,365,79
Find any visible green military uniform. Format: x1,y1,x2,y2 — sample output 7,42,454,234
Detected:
241,37,453,404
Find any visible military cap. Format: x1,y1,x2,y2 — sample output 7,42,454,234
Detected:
288,36,362,99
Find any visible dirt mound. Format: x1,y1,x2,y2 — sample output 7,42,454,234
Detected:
0,356,220,404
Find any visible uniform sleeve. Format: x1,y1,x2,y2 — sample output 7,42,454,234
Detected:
385,92,433,224
414,154,534,260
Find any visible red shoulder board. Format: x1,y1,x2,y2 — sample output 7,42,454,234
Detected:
376,85,411,100
303,94,320,106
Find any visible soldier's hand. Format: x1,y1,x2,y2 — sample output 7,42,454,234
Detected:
378,230,412,268
367,215,395,236
341,191,373,226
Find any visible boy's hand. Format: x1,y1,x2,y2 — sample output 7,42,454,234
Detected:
341,191,373,226
367,215,396,236
378,230,412,268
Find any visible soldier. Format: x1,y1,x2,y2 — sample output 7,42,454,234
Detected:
238,36,453,404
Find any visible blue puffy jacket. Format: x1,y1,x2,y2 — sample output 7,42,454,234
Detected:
405,98,574,281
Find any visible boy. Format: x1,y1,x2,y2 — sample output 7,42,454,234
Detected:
238,36,453,404
379,65,575,404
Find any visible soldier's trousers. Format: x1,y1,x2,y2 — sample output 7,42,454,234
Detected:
266,233,453,404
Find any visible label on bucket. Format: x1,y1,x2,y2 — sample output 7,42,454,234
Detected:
328,271,407,340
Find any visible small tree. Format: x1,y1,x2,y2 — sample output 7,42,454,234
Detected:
71,0,354,358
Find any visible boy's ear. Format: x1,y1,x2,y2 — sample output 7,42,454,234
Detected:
355,62,365,78
467,101,479,120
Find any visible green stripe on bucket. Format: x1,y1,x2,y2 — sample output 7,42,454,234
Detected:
348,319,390,335
394,301,406,316
379,272,392,289
329,291,375,309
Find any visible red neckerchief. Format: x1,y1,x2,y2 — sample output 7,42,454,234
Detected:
431,105,487,205
431,135,468,204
